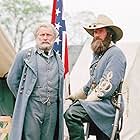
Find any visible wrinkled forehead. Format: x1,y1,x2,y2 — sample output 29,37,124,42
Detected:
36,26,54,35
34,23,58,38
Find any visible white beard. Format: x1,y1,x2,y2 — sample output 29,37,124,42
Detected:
38,42,53,51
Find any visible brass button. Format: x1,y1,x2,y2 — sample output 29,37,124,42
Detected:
19,90,23,94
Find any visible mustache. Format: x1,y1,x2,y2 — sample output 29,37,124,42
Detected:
91,37,111,54
91,32,112,54
42,41,50,44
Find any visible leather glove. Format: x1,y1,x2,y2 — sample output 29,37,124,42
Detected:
85,90,101,101
65,89,87,101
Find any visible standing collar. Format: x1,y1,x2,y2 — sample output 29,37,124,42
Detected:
35,47,53,57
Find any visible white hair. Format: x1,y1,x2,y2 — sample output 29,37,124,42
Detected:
34,22,59,38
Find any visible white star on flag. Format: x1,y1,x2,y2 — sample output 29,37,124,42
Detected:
55,22,62,30
55,36,61,45
56,8,61,16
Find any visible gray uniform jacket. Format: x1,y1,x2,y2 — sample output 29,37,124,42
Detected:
80,45,126,137
7,47,64,140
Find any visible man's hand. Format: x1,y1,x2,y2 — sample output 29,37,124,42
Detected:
85,90,101,101
65,94,76,101
65,89,87,101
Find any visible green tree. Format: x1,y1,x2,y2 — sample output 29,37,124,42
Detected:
0,0,50,51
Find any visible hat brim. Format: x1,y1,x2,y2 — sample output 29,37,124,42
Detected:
84,25,123,42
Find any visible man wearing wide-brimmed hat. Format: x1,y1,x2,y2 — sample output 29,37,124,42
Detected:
64,14,127,140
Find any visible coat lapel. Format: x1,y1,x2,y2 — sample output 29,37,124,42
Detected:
24,51,37,76
90,56,101,69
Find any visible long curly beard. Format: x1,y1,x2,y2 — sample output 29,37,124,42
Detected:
91,34,112,55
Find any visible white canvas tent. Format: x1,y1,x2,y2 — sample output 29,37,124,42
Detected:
70,38,93,93
120,43,140,140
0,26,15,116
69,38,140,139
0,26,16,78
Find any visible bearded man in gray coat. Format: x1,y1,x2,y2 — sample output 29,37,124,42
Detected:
64,14,126,140
7,23,64,140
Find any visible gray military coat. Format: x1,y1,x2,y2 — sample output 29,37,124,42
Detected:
80,45,126,137
7,47,64,140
